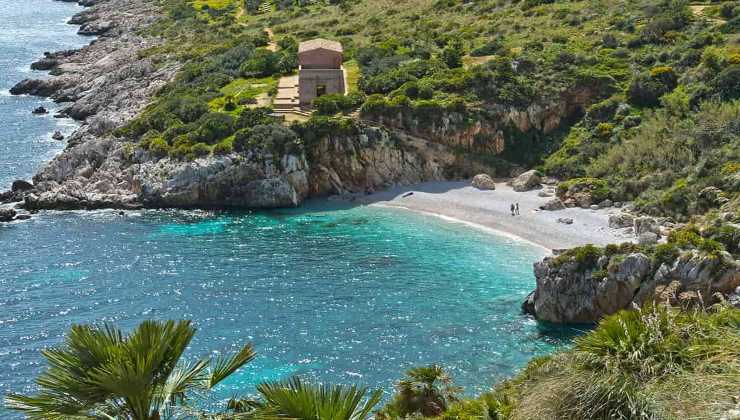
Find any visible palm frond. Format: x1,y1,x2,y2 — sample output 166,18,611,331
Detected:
254,376,382,420
208,344,256,388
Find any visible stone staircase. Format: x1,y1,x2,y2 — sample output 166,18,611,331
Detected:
271,74,312,120
273,75,299,110
258,1,272,14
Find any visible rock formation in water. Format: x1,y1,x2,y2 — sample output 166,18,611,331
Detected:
523,245,740,324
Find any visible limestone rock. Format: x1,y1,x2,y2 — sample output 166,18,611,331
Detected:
78,20,113,36
634,217,659,236
509,170,541,192
0,208,16,222
540,198,565,211
635,250,740,307
523,253,650,323
557,217,573,224
638,231,659,245
11,180,34,192
471,174,496,190
608,213,634,229
522,249,740,324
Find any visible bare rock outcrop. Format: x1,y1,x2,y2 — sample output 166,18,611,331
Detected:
523,249,740,324
472,174,496,190
509,170,541,192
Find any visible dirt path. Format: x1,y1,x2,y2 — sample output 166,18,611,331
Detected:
265,27,277,52
689,3,726,24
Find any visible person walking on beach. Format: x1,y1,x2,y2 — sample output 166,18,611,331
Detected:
510,203,515,216
515,203,520,215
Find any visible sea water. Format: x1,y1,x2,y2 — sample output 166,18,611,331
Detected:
0,0,86,189
0,1,570,417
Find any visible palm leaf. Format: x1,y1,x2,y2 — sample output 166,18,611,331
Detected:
208,344,257,388
254,377,382,420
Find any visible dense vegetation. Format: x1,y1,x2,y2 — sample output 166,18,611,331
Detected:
441,304,740,419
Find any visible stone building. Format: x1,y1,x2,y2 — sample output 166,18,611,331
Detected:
298,39,346,106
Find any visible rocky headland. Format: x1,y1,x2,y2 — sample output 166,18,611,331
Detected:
2,0,505,213
523,242,740,324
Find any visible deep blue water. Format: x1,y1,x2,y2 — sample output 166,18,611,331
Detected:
0,1,568,418
0,0,86,189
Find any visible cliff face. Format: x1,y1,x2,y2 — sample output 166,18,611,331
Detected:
523,250,740,324
307,127,493,196
25,122,491,210
362,86,599,158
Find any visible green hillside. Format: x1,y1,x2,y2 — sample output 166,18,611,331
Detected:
123,0,739,220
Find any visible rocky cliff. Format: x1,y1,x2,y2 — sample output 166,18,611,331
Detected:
523,248,740,324
3,0,505,212
361,86,603,159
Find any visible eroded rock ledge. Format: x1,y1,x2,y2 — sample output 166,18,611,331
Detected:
523,248,740,324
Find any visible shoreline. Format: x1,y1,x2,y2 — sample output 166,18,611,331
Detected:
354,181,633,251
372,202,552,253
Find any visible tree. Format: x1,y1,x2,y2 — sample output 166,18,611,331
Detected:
229,377,382,419
240,49,281,77
5,320,255,420
378,365,461,418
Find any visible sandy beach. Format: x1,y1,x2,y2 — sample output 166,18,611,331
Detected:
355,181,633,251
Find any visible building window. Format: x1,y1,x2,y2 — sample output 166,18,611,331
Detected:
316,84,327,97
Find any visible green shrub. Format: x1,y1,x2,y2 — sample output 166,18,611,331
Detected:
168,143,193,160
557,178,611,202
711,64,740,100
148,137,170,157
470,39,504,57
627,68,677,107
193,112,235,144
213,140,234,155
595,122,614,138
191,142,210,157
313,92,366,115
553,244,603,270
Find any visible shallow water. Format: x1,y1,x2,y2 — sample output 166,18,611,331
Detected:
0,1,574,417
0,205,568,410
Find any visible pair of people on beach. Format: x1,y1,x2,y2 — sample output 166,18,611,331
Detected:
510,203,520,216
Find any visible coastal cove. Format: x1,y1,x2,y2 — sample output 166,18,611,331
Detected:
0,205,571,417
0,2,575,418
2,0,738,417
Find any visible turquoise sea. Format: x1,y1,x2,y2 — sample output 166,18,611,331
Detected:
0,1,570,417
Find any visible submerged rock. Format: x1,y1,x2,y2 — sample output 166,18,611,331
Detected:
52,131,65,141
0,208,17,222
